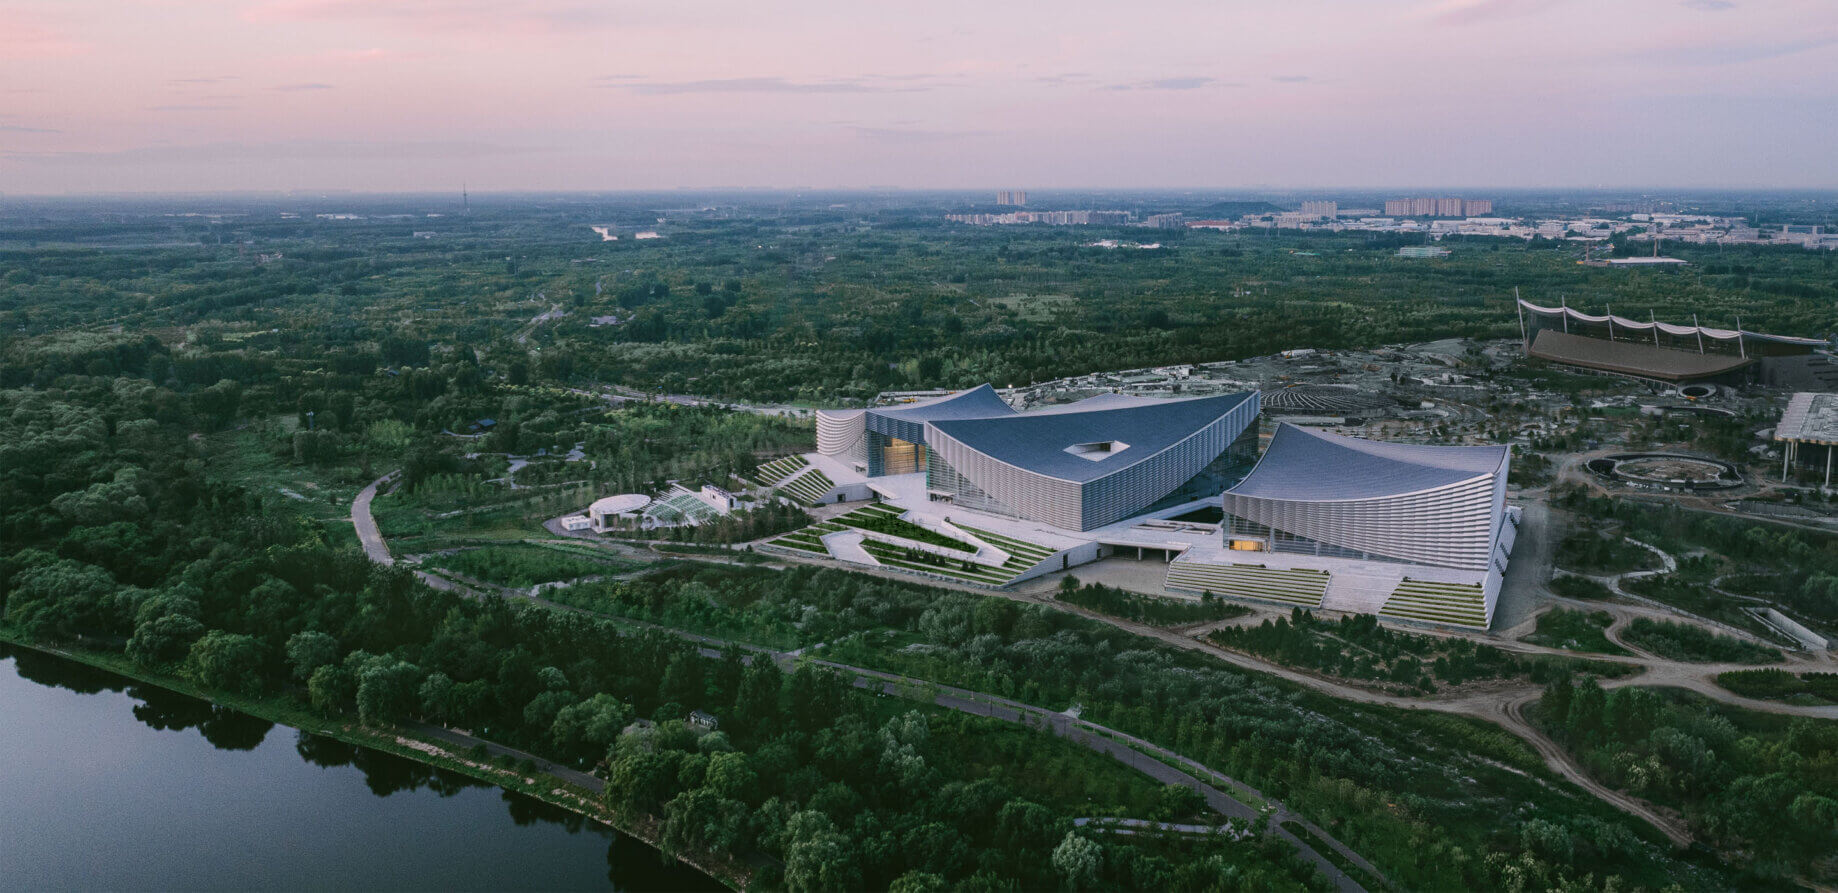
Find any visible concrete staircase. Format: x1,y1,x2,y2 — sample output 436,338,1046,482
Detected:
1380,579,1489,629
1319,564,1404,615
1165,559,1329,608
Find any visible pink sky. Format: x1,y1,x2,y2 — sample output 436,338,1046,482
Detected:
1,0,1833,193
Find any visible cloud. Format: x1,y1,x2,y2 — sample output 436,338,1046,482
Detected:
247,0,631,34
170,76,241,85
0,16,88,57
272,83,335,91
1637,35,1838,65
848,126,982,144
1272,75,1311,83
5,140,549,166
147,104,238,112
1681,0,1735,8
1430,0,1568,27
1103,76,1231,91
616,77,928,95
0,123,59,134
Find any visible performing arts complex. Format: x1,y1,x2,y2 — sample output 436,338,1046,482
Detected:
759,384,1517,630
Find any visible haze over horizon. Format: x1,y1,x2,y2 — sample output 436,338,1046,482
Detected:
3,0,1834,195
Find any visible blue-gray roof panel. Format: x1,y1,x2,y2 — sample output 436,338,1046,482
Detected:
1227,423,1506,500
870,384,1017,423
929,391,1257,483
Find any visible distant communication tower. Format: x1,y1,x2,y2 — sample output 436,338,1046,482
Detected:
462,182,470,216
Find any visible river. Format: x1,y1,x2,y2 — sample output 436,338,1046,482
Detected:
0,643,719,891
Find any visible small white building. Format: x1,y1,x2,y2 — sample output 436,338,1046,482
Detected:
588,494,651,533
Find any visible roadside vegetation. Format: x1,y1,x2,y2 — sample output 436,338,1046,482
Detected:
1714,669,1838,706
1532,678,1838,885
1524,608,1628,656
423,543,639,588
1549,574,1614,601
533,565,1719,891
1055,579,1250,627
1553,526,1663,575
1554,486,1838,638
1205,608,1635,693
1618,618,1782,664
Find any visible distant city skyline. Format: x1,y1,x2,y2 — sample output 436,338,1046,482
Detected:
1,0,1834,194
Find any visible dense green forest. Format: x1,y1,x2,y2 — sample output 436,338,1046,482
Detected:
5,197,1836,891
547,565,1726,890
1534,677,1838,881
0,386,1326,890
5,199,1834,405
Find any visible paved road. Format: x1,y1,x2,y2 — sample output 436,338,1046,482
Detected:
1494,500,1556,631
352,472,398,566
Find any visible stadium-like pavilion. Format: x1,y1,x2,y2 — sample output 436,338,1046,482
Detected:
1518,299,1827,385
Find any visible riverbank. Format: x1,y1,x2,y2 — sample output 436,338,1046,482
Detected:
0,629,746,891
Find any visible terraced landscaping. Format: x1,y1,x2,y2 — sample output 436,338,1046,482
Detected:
753,453,809,486
777,467,836,505
1166,561,1329,608
834,504,978,552
762,506,1064,587
1380,579,1488,628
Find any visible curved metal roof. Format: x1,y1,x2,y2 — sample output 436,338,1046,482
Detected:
1227,423,1507,501
928,391,1256,483
870,384,1017,423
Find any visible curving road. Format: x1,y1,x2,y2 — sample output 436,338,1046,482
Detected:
352,480,1838,858
400,562,1381,891
352,471,399,566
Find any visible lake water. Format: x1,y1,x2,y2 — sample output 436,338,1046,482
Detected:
0,643,719,891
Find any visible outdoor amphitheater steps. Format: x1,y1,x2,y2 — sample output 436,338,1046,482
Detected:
776,466,836,506
1165,560,1329,608
753,454,809,487
1379,579,1489,629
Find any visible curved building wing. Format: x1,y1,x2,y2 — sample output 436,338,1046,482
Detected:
926,392,1260,531
814,408,867,465
1221,423,1508,571
814,385,1019,476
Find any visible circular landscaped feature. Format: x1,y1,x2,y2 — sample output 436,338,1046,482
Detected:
1587,453,1742,490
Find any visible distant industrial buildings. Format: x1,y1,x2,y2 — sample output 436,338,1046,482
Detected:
1383,197,1493,217
946,210,1130,226
1397,246,1450,258
1299,200,1337,219
995,190,1028,206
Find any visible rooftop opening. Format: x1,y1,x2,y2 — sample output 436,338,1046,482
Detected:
1063,440,1130,461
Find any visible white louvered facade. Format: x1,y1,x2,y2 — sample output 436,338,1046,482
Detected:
1220,424,1510,572
814,409,867,465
